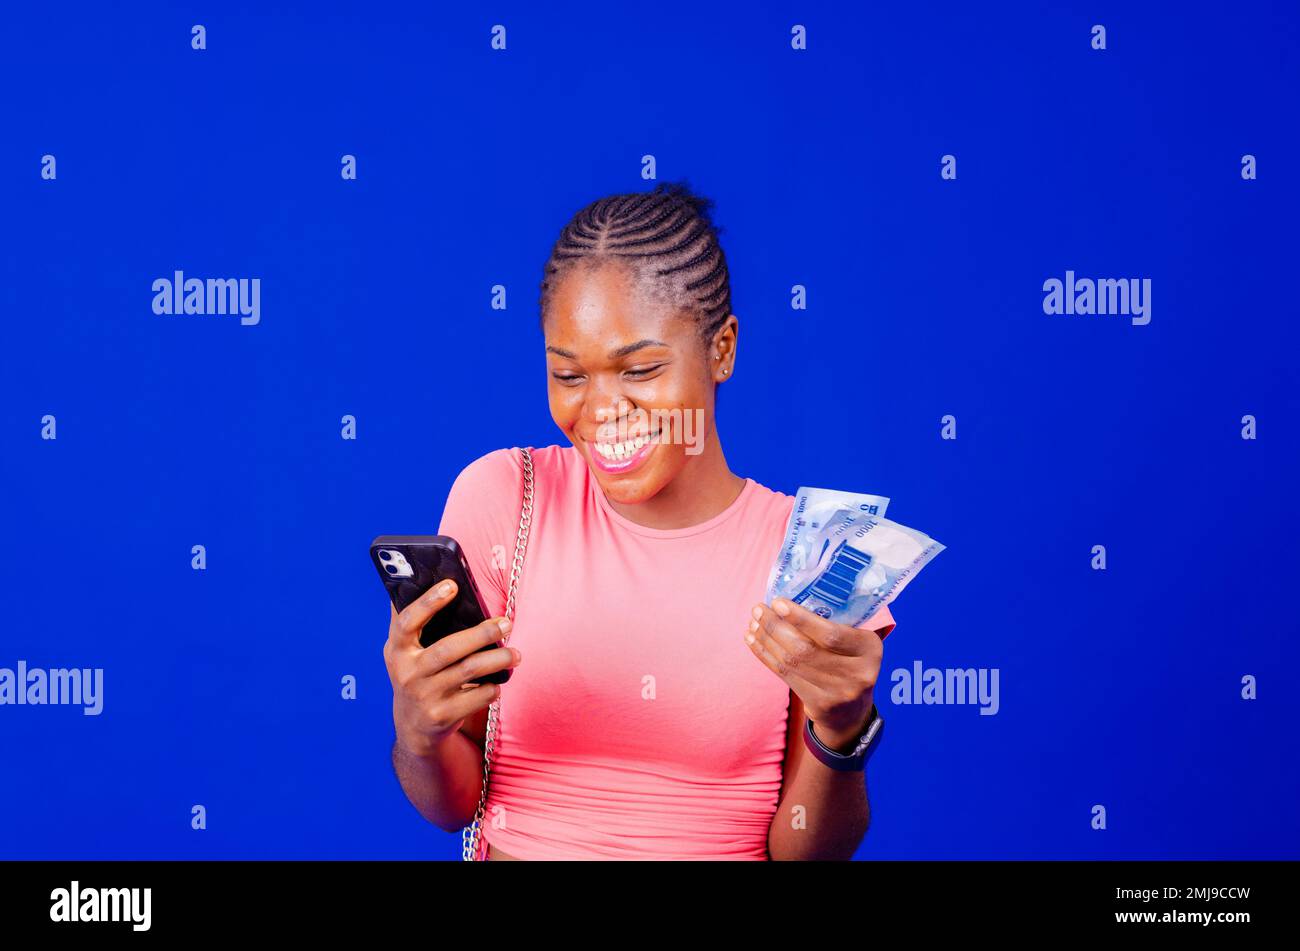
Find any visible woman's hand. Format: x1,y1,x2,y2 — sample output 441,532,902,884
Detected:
746,598,885,751
383,579,522,759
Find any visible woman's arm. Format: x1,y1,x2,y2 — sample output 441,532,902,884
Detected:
750,599,894,860
383,588,521,834
767,690,871,860
391,731,488,833
392,703,491,831
389,447,520,832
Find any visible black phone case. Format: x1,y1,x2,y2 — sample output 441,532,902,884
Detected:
369,534,511,685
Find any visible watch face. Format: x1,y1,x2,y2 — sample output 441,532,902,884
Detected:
858,714,883,751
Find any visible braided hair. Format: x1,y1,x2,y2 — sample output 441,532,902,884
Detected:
538,180,733,351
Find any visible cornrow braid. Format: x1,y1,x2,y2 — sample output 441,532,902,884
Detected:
538,180,733,349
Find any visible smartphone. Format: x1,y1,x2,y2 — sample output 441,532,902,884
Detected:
369,534,511,685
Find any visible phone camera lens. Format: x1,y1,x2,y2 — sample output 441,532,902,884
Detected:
385,564,398,575
379,550,391,561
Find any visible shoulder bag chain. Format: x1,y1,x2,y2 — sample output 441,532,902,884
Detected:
461,445,534,861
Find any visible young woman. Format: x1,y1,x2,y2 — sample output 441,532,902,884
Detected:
384,181,896,860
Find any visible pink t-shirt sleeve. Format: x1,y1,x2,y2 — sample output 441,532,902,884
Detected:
857,603,897,639
435,447,524,621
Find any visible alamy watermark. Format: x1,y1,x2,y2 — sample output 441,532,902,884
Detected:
50,881,150,931
889,659,1000,715
1043,270,1151,326
152,270,260,325
592,397,705,457
0,661,103,715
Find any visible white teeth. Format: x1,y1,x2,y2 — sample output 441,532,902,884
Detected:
593,430,656,461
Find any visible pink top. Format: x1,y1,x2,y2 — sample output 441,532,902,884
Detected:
436,444,896,860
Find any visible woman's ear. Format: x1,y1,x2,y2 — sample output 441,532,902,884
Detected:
710,315,739,380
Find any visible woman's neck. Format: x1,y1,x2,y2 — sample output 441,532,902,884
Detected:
601,439,746,531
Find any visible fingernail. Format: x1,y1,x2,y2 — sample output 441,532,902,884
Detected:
751,605,763,620
745,633,755,645
438,581,453,598
749,618,759,632
498,618,512,635
773,600,789,617
512,648,522,663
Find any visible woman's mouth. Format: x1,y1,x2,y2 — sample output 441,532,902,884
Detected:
587,428,661,474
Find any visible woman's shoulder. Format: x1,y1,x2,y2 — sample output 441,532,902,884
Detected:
742,475,797,520
526,442,583,474
449,443,579,494
448,446,519,494
440,445,575,544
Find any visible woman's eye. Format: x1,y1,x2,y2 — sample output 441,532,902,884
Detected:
551,365,663,384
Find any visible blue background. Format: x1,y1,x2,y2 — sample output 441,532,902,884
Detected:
2,1,1296,859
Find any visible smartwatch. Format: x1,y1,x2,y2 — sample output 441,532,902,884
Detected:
803,705,884,771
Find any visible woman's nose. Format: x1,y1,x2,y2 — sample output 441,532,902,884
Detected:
585,392,638,430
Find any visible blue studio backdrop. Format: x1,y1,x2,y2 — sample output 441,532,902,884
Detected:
2,1,1297,859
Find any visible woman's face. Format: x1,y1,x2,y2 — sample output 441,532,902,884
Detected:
544,262,735,506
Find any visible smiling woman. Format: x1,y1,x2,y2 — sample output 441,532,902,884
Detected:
388,181,895,861
539,226,741,528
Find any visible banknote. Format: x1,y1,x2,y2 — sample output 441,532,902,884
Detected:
766,486,943,629
766,486,890,601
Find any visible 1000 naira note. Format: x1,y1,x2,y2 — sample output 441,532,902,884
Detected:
766,486,944,629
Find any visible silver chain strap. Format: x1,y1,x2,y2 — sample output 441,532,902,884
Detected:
462,446,534,861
